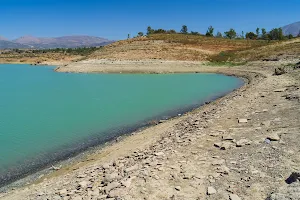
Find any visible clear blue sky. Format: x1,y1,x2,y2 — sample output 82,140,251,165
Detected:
1,0,299,40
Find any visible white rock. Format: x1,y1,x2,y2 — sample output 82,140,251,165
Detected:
238,119,248,123
207,186,217,195
267,132,280,141
124,164,139,173
102,163,110,169
229,193,242,200
155,152,165,156
58,189,67,196
77,180,90,189
105,181,121,192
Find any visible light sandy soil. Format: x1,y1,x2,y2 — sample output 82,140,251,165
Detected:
0,60,300,200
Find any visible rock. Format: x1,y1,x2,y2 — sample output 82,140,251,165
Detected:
214,142,222,148
50,165,61,170
77,181,90,189
103,173,120,183
124,164,139,173
207,186,217,195
155,152,165,156
274,67,286,76
222,135,234,141
108,188,127,198
216,165,230,174
236,139,251,147
274,88,287,92
102,163,110,169
58,189,67,196
238,119,248,123
267,132,280,141
265,139,271,144
220,142,231,150
104,181,121,192
90,188,100,196
175,186,181,191
121,177,133,188
71,196,83,200
229,194,242,200
285,172,300,184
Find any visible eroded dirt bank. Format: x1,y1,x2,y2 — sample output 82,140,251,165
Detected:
1,62,300,200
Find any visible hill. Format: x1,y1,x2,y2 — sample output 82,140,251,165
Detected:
89,34,271,61
282,21,300,36
0,40,31,49
13,35,114,49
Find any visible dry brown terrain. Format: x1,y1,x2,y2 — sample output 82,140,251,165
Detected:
89,34,272,61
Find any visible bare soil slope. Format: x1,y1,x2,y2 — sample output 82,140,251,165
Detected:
89,34,271,61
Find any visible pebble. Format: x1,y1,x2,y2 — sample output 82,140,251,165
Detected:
238,119,248,123
175,186,181,191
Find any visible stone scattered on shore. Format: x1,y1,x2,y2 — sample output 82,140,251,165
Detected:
207,186,217,195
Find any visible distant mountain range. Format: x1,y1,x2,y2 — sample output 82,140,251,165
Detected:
0,35,114,49
282,21,300,37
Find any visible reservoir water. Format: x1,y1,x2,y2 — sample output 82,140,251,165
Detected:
0,64,244,185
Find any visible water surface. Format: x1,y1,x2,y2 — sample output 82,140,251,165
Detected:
0,64,243,185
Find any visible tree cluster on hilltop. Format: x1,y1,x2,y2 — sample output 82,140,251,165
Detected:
136,25,297,41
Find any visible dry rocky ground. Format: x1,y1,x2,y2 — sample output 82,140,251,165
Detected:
0,60,300,200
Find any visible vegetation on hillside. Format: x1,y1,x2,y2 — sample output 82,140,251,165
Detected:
139,25,298,41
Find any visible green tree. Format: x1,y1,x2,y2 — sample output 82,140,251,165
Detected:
245,32,257,40
288,34,293,39
268,28,284,40
180,25,188,34
205,26,214,37
224,28,237,39
167,29,177,34
241,31,245,39
147,26,154,35
256,28,260,37
127,34,130,39
137,32,144,37
261,28,267,39
191,31,200,35
216,31,223,38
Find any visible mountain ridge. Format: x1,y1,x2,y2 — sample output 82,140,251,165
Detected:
282,21,300,36
0,35,114,49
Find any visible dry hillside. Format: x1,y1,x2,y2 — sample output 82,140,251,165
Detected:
89,34,272,61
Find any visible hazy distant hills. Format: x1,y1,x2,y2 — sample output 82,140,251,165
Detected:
0,35,114,49
282,21,300,36
0,40,31,49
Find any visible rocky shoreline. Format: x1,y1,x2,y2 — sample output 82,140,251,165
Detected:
0,61,300,200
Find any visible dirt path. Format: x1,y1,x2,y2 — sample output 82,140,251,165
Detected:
0,62,299,200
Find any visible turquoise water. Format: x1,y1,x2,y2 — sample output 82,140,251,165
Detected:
0,64,243,185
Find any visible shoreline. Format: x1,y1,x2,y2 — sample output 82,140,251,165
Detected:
1,60,299,199
0,65,246,191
